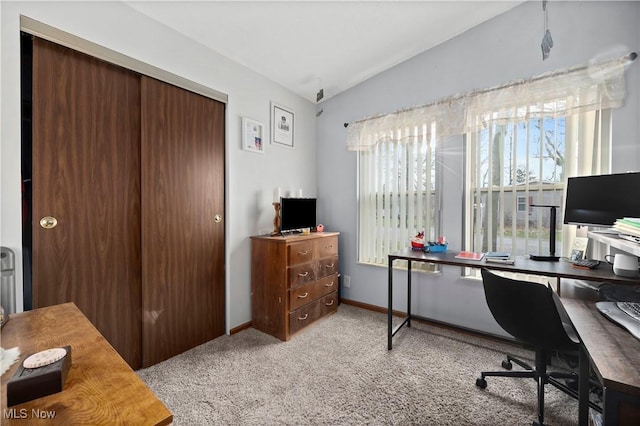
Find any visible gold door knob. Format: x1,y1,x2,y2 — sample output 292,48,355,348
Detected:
40,216,58,229
214,214,222,223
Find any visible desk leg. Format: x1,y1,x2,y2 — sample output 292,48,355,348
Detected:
557,277,562,297
407,260,412,328
578,344,589,426
388,258,393,350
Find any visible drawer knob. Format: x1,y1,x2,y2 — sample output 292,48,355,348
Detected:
325,263,335,268
325,300,334,306
298,250,309,255
326,281,334,287
298,271,310,277
298,314,309,321
298,292,309,299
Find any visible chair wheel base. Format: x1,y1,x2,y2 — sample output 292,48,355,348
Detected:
475,377,487,389
501,359,513,370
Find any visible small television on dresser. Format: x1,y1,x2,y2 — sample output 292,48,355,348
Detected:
280,197,316,232
563,172,640,227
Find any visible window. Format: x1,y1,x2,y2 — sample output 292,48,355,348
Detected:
346,54,629,273
516,196,529,213
358,124,439,267
465,106,612,272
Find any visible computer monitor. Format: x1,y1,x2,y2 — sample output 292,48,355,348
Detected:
280,197,316,232
563,172,640,227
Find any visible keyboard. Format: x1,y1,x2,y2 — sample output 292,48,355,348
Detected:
596,301,640,341
618,301,640,321
571,259,600,269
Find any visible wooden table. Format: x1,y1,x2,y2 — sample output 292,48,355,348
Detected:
562,299,640,426
1,303,172,425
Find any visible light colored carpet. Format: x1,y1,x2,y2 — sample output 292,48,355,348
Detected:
138,304,578,425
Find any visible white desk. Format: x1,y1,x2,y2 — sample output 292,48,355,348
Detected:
589,231,640,257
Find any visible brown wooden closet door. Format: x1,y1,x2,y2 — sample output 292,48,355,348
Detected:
31,38,142,368
141,76,225,367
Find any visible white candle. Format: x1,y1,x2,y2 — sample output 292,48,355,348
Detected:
273,187,281,203
297,189,303,198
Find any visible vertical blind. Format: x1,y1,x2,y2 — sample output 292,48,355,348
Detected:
358,124,437,265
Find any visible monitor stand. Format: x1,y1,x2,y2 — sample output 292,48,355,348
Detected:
529,204,560,262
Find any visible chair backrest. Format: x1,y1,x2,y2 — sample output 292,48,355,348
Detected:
480,268,578,351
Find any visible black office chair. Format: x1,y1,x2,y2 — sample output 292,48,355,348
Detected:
475,269,597,426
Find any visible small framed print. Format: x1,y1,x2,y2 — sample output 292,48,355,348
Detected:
271,102,294,148
242,117,265,154
570,236,589,261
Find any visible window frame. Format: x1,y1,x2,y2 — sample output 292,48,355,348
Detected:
516,196,527,213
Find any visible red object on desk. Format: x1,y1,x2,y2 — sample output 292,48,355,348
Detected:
455,251,485,260
410,240,425,249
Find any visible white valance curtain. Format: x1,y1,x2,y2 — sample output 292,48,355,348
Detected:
346,53,635,151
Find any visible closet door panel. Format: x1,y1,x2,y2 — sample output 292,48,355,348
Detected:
31,38,142,368
141,76,225,367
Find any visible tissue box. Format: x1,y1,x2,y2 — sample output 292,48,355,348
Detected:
7,346,72,406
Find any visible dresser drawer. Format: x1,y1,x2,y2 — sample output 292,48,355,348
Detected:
289,291,338,335
315,236,338,258
289,274,339,311
252,232,340,341
288,263,316,288
317,255,338,279
288,241,314,266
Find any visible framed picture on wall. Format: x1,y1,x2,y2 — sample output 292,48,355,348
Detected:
271,102,294,148
242,117,265,154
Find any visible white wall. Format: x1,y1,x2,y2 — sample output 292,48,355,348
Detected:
317,0,640,336
0,1,317,330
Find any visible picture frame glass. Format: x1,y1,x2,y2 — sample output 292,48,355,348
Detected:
272,103,294,148
242,117,264,154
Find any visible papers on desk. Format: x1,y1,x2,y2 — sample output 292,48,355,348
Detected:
455,251,485,261
485,251,510,259
454,251,516,263
485,252,515,264
613,217,640,239
485,257,515,264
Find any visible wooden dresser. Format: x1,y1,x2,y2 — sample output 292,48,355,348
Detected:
251,232,339,340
